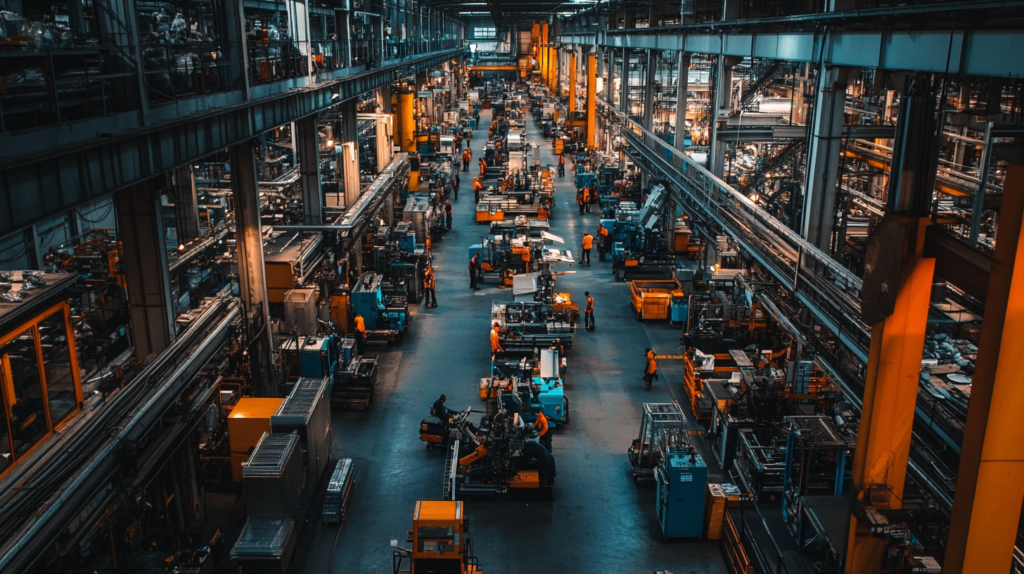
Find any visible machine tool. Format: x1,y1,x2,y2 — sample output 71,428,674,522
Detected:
485,346,569,425
490,299,575,354
441,402,555,500
391,501,482,574
350,271,410,345
373,222,427,303
628,402,688,482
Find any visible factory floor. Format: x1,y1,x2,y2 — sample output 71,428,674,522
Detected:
290,108,730,574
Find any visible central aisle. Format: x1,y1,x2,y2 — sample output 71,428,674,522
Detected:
293,107,728,574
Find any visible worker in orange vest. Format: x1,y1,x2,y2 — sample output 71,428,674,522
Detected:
490,321,503,357
583,186,592,214
558,155,565,177
473,177,484,202
533,411,552,451
423,265,437,308
584,291,595,331
576,188,585,215
479,158,487,178
462,148,472,172
354,313,366,353
597,223,610,261
643,348,659,390
580,231,593,265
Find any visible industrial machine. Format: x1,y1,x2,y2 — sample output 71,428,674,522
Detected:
374,222,427,303
630,279,685,321
392,501,482,574
491,300,575,354
486,346,569,425
442,403,555,500
628,402,687,482
656,445,707,539
350,271,410,345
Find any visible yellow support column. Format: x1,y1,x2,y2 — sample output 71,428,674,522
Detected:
541,23,548,87
531,23,539,58
945,162,1024,574
568,51,577,112
586,52,597,149
398,87,415,153
549,46,557,90
845,216,935,573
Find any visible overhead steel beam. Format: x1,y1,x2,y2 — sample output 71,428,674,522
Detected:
715,125,895,142
559,29,1024,78
0,48,466,239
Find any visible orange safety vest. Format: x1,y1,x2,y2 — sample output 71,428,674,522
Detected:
534,412,549,436
582,234,593,249
355,315,366,334
583,187,591,202
586,296,594,312
645,352,658,374
424,270,435,289
490,328,501,351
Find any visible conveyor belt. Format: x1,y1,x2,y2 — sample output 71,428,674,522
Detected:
0,295,241,572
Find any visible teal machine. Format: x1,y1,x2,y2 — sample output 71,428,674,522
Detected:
656,445,707,538
350,271,409,343
491,347,569,425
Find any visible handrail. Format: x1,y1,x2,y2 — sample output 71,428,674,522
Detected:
598,99,871,362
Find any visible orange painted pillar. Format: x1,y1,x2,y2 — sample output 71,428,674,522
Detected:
586,52,597,149
568,51,577,112
945,162,1024,574
845,215,935,573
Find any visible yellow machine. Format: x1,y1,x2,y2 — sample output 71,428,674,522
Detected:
554,139,564,155
629,279,684,320
394,501,482,574
227,397,284,481
263,231,323,304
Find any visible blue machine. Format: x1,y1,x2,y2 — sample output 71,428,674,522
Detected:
531,376,567,425
350,272,409,337
656,451,707,538
670,293,689,326
575,172,598,190
281,335,341,380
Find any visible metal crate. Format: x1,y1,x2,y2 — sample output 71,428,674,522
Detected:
230,518,296,574
321,458,355,525
271,376,332,484
242,432,305,523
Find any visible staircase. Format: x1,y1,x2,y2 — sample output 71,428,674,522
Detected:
748,138,803,192
740,59,782,112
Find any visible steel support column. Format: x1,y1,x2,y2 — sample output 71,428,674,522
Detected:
968,122,994,247
675,52,690,152
620,49,631,113
945,162,1024,574
297,115,323,225
845,216,935,573
587,52,597,149
643,50,657,133
229,140,278,397
114,179,175,358
801,66,849,250
172,165,200,243
710,56,741,176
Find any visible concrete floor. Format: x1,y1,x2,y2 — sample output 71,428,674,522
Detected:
291,108,730,574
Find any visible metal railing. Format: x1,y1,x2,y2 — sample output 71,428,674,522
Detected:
599,99,871,361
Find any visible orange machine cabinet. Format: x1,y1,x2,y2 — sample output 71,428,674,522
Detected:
228,397,284,481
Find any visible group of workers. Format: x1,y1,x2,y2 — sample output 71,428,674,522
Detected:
576,185,598,214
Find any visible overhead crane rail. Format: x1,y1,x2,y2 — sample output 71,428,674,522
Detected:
598,100,871,362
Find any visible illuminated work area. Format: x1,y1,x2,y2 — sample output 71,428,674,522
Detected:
1,1,1024,573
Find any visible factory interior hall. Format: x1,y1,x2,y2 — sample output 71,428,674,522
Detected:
4,1,1024,574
